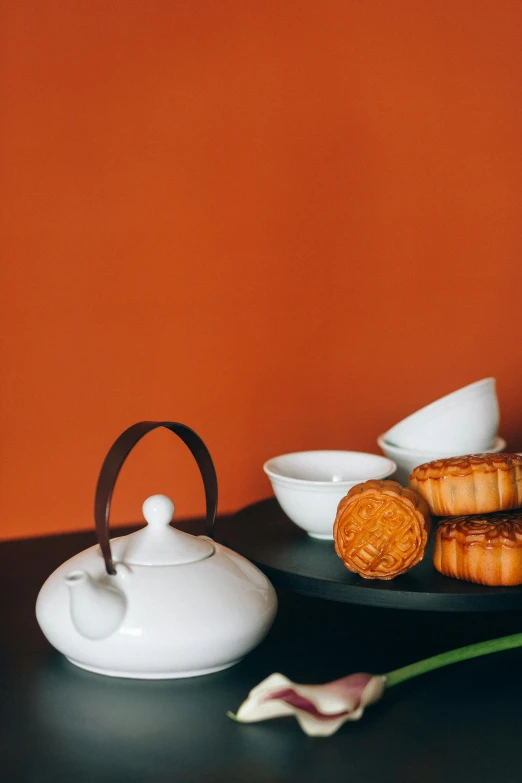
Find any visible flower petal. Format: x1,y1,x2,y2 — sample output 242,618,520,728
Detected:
263,687,357,720
231,672,386,737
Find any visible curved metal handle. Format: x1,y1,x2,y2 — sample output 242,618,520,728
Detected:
94,421,218,575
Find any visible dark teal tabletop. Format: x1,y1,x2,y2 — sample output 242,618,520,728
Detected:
1,518,522,783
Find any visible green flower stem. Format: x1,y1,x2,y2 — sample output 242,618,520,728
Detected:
384,632,522,689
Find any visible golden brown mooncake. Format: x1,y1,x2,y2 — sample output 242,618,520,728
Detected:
333,479,431,580
409,453,522,517
434,512,522,586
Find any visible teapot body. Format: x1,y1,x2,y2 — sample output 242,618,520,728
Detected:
36,537,277,679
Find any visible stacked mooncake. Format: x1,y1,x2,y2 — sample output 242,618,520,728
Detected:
333,454,522,587
410,454,522,586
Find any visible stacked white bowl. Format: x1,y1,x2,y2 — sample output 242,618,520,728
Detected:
378,378,504,485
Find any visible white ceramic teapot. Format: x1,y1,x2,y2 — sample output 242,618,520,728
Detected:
36,421,277,679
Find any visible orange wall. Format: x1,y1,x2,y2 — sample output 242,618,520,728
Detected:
1,0,521,540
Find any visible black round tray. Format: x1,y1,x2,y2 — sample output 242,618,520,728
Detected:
216,498,522,612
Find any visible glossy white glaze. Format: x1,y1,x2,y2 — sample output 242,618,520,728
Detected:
383,378,499,453
377,434,507,486
263,451,396,539
36,495,277,679
119,495,214,566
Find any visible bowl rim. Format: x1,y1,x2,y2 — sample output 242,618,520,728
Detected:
383,378,497,441
377,433,506,458
263,450,397,487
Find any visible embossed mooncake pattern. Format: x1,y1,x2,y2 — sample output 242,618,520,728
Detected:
410,453,522,516
434,512,522,586
333,480,431,580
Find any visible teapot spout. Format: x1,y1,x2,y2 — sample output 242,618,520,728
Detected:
65,570,126,640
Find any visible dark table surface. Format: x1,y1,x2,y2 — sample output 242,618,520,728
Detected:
2,515,522,783
225,499,522,610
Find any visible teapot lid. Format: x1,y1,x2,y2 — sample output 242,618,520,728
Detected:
111,495,214,566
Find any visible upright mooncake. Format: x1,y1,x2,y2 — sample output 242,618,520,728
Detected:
333,480,431,580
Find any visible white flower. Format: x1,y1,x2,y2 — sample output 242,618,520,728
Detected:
230,671,386,737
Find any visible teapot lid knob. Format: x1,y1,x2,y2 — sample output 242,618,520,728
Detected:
142,495,175,528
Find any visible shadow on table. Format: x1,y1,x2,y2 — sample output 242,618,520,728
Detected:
5,590,522,783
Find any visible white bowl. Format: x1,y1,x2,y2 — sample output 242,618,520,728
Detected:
383,378,499,453
377,434,507,486
263,451,396,540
